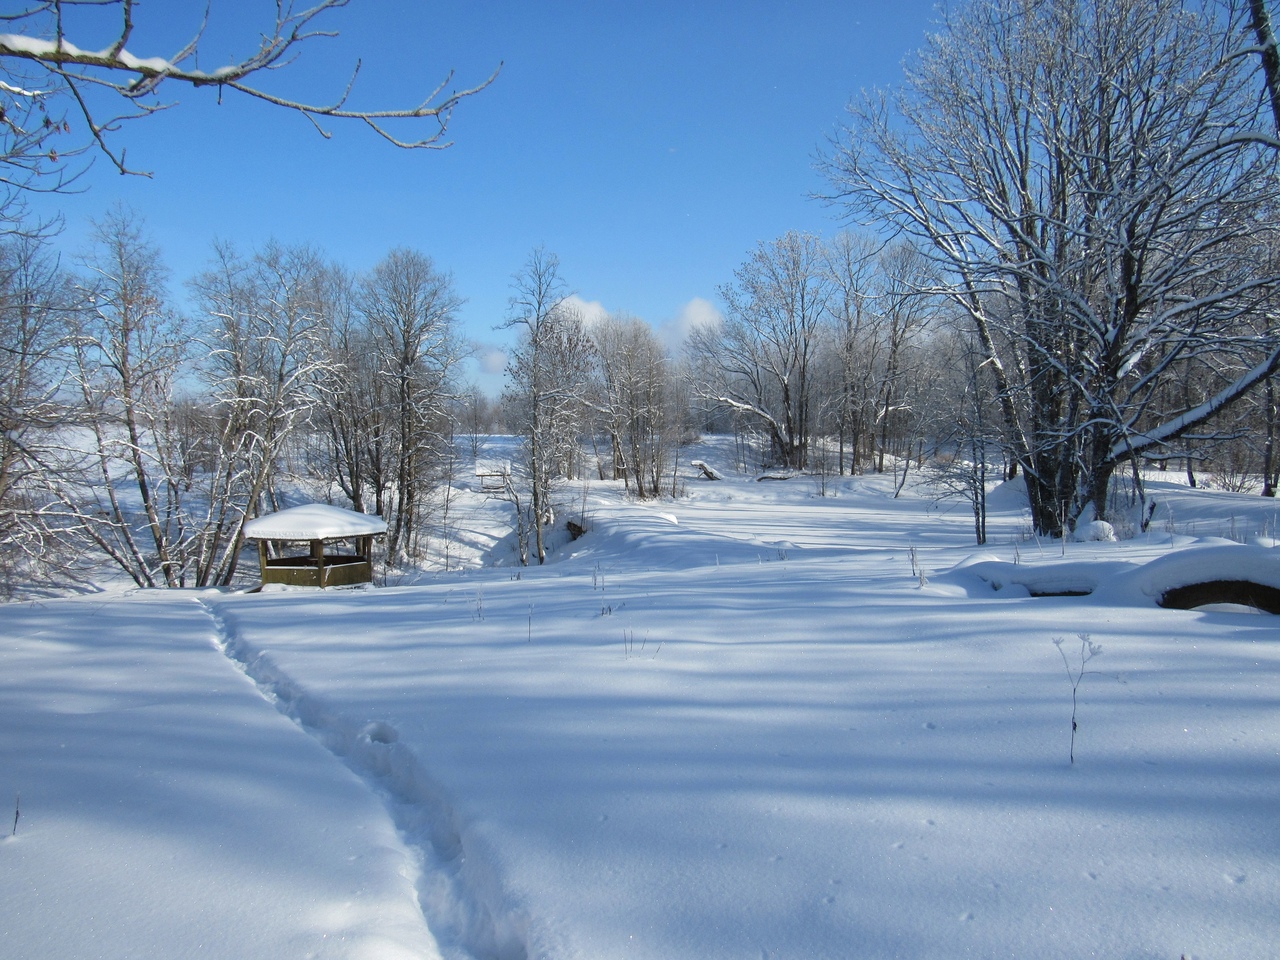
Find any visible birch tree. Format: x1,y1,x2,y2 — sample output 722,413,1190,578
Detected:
0,233,76,591
501,249,594,564
185,241,333,585
62,205,186,587
360,248,463,564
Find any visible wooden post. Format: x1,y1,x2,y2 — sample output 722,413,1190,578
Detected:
312,538,326,589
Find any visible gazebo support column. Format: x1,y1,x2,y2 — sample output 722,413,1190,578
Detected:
312,539,326,588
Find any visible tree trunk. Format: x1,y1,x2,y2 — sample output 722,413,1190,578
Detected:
1251,0,1280,131
1261,370,1278,496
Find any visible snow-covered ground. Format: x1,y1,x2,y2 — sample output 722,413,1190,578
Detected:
4,439,1279,959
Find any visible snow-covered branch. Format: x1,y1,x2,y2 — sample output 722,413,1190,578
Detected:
0,0,498,182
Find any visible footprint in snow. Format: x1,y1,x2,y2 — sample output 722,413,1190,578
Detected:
359,721,397,744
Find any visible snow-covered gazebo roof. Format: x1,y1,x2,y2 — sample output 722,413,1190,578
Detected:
243,504,387,541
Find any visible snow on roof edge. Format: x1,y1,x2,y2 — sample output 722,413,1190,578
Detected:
242,504,387,541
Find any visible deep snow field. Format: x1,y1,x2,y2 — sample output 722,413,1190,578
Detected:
3,438,1278,960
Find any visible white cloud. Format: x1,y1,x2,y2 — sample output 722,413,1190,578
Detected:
477,347,507,375
562,294,610,327
658,297,723,355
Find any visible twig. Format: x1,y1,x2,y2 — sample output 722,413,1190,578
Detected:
1054,633,1102,764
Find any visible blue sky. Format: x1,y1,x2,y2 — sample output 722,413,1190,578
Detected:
27,0,941,394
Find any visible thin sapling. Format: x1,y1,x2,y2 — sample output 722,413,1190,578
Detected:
1054,633,1102,764
595,563,613,616
908,546,928,587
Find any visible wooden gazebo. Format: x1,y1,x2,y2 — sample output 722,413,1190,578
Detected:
242,504,387,589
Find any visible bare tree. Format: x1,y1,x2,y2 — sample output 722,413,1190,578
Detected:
58,205,185,586
0,233,77,591
821,231,881,474
592,312,678,498
0,0,498,204
869,241,939,474
823,0,1280,535
922,330,1003,543
457,385,501,457
309,263,375,511
185,241,334,585
693,231,830,471
360,248,463,564
501,248,594,564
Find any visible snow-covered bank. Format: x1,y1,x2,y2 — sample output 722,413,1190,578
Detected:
4,453,1280,959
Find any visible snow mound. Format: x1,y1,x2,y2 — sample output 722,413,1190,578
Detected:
984,476,1030,511
941,542,1280,610
1071,519,1116,542
940,556,1130,598
558,505,802,572
1117,543,1280,606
